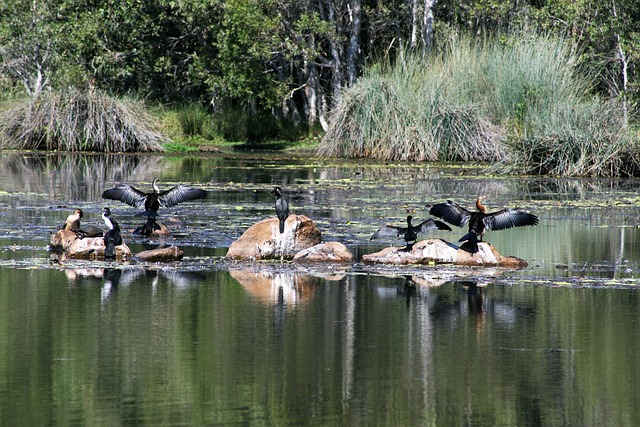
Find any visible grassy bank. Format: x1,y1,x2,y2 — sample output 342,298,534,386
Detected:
0,89,316,154
319,36,639,177
0,88,167,152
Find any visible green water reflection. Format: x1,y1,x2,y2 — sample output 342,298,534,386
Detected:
1,268,639,425
0,151,640,425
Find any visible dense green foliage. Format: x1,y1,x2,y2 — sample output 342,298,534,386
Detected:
321,37,638,176
0,0,638,173
1,0,638,123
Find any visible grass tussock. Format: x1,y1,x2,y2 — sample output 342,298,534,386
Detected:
320,35,637,176
0,88,166,152
321,53,506,162
176,103,210,137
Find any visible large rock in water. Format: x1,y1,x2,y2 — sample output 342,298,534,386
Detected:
135,246,184,262
50,229,131,260
293,242,353,263
362,239,528,267
226,215,321,261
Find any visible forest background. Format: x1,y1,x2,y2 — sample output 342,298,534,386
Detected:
0,0,638,175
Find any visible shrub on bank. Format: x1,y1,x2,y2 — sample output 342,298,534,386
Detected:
320,35,638,177
0,88,166,152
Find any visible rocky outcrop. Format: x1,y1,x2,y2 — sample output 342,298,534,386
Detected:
362,239,528,267
50,229,79,251
135,246,184,262
226,215,321,261
50,229,131,260
293,242,353,263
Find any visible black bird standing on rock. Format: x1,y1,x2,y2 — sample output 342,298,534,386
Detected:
133,217,162,236
102,178,208,219
273,187,289,234
429,197,539,253
102,207,123,259
370,215,452,251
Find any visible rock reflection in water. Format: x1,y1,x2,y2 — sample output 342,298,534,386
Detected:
229,269,321,307
373,274,520,335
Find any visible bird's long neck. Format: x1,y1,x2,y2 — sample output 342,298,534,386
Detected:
102,214,113,230
152,178,160,194
406,216,413,227
476,197,487,213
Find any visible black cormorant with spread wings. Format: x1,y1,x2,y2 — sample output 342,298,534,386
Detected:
370,215,452,251
102,178,208,219
429,197,538,253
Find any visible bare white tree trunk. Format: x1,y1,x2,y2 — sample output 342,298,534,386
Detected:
346,0,361,86
0,0,52,98
423,0,436,51
611,0,628,125
410,0,419,50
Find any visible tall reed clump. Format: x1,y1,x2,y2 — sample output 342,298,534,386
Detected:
479,36,639,176
320,35,637,176
176,103,210,137
0,88,166,152
320,51,505,162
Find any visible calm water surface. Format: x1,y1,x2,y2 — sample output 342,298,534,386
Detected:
0,151,639,425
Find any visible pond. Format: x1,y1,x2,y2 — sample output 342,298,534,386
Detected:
0,151,640,425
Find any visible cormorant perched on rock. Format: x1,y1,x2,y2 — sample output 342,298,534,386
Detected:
133,217,162,236
62,208,103,238
370,215,452,251
102,207,123,259
102,178,208,218
273,187,289,234
429,197,539,253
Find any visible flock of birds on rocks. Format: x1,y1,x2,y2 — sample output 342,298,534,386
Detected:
60,179,539,260
372,196,540,253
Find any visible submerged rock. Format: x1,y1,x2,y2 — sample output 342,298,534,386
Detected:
50,229,131,260
226,215,322,261
135,246,184,262
362,238,528,267
293,242,353,263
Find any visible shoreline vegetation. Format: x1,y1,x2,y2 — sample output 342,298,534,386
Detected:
0,36,637,176
320,36,638,177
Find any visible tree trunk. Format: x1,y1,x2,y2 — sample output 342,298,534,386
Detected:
346,0,361,86
423,0,435,51
410,0,419,50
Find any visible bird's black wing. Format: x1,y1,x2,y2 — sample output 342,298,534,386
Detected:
414,219,452,233
484,208,539,231
159,185,208,208
429,201,471,228
102,185,147,208
370,225,407,240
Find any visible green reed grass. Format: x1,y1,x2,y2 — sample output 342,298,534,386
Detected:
0,88,166,152
320,35,637,176
176,103,210,137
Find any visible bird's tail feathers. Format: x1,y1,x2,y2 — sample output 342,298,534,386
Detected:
434,220,452,231
458,232,479,253
105,242,116,259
